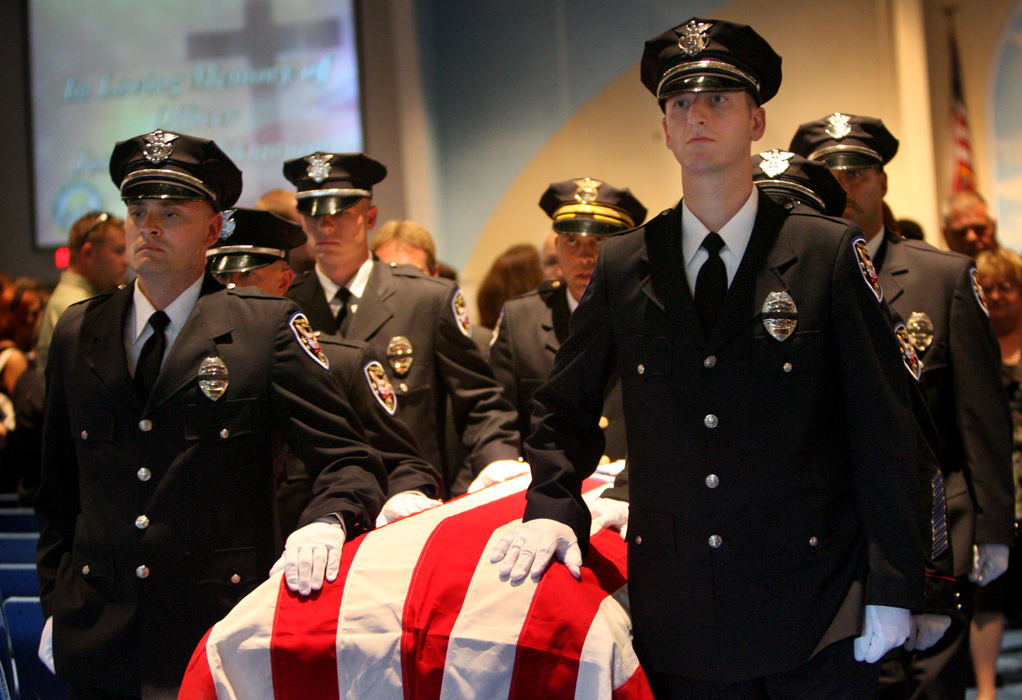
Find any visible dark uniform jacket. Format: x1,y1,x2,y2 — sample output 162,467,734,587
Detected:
523,193,923,683
874,229,1014,575
488,280,626,462
35,278,387,694
287,260,520,496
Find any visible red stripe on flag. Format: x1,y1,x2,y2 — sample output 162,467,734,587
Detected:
612,666,655,700
179,628,218,700
400,488,530,700
270,536,368,700
507,527,628,700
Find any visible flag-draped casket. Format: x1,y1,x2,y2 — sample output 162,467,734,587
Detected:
179,476,651,699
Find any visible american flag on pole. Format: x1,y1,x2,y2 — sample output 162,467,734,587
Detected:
947,7,976,194
179,476,651,699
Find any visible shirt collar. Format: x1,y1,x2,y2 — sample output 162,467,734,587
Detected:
315,257,374,302
681,188,759,265
131,276,203,344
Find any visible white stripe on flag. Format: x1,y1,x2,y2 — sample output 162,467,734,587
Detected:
206,574,280,699
574,587,640,700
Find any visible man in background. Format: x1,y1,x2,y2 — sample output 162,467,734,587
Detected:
943,190,999,258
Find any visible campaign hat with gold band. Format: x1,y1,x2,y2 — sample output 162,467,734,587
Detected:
539,177,647,236
109,129,242,211
752,149,847,217
640,18,782,106
283,152,387,216
206,208,307,279
788,113,899,170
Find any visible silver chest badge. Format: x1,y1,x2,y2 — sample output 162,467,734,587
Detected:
678,20,712,55
143,129,178,164
906,311,934,352
825,113,852,140
198,356,229,401
761,291,797,341
758,149,794,178
387,335,414,377
305,153,333,183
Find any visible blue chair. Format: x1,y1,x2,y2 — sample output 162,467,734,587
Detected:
0,496,17,508
0,602,18,700
0,514,35,535
0,566,38,600
3,598,65,700
0,536,37,566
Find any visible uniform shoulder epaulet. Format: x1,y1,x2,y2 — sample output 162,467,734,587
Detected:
899,238,971,266
535,279,564,296
224,285,275,300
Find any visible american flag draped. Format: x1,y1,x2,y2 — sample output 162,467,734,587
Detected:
179,476,652,699
947,7,977,194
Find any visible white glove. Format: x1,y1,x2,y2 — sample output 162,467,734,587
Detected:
468,459,531,493
853,605,911,663
970,543,1010,586
904,613,952,651
375,490,443,527
269,520,346,596
588,497,629,540
490,518,582,584
38,615,54,673
594,458,626,479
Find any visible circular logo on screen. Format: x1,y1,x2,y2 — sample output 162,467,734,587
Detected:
51,181,104,240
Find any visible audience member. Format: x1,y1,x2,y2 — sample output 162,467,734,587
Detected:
370,220,440,276
944,190,999,257
476,243,543,330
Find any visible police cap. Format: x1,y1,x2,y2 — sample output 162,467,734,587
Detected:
752,149,847,216
789,113,899,170
206,208,306,277
539,177,647,236
109,129,242,211
283,152,387,216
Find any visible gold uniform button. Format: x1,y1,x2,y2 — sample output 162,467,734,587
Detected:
80,430,89,441
135,565,150,579
598,416,610,429
138,419,153,432
705,474,720,488
81,565,91,575
704,414,718,429
230,574,241,584
783,362,793,373
219,428,230,439
135,515,150,530
708,535,723,549
703,355,717,368
399,382,408,393
809,536,819,547
137,467,152,482
637,363,645,375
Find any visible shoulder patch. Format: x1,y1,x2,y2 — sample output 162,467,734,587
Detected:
852,236,883,303
970,266,989,316
289,312,329,370
363,360,397,415
893,321,923,382
452,288,472,338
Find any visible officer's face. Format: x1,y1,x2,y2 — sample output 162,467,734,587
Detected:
300,199,378,281
222,260,295,296
662,90,765,175
831,167,887,236
125,199,220,282
557,234,602,300
945,201,996,257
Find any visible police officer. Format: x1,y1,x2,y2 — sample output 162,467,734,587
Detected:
493,19,923,697
752,149,847,216
484,178,645,492
283,153,522,498
206,208,442,528
791,114,1014,698
35,131,388,698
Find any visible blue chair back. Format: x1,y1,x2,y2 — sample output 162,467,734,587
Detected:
0,567,38,600
0,513,36,535
0,536,37,566
2,598,65,700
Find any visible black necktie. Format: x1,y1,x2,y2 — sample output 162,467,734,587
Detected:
334,287,352,334
135,310,170,399
694,232,727,333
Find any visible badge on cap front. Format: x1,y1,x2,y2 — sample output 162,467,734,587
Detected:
198,356,229,401
452,290,472,337
894,322,923,381
305,153,332,183
219,209,237,240
143,129,178,164
678,19,712,55
574,177,601,204
759,149,794,178
387,335,413,376
825,113,852,140
852,237,883,303
971,267,990,316
761,290,797,341
906,311,934,352
363,360,397,415
289,312,329,370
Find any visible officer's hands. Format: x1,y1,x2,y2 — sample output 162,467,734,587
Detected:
269,519,346,596
38,615,54,673
490,518,582,584
468,459,531,493
853,605,911,663
970,543,1010,586
375,490,443,527
588,496,629,540
904,613,952,651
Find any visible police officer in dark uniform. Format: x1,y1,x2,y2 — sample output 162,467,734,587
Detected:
487,178,645,473
283,153,521,499
206,208,442,528
493,19,924,698
34,131,388,698
752,149,848,216
791,114,1014,699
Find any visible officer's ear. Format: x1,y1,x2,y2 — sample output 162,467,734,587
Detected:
365,204,378,230
879,169,888,196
